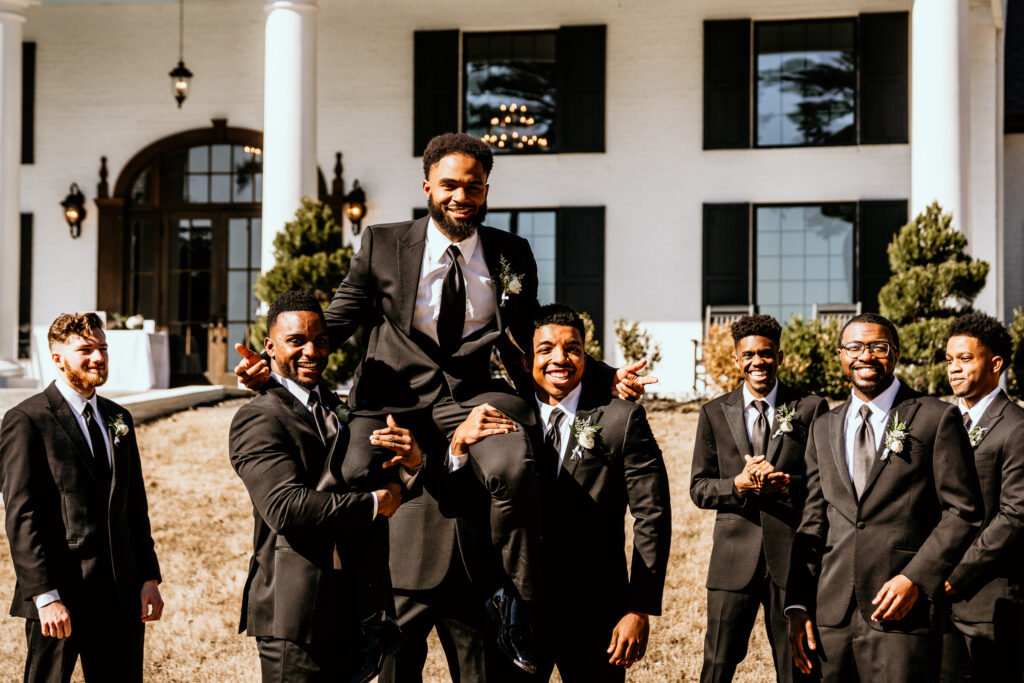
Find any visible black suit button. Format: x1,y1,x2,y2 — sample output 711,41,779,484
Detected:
856,522,865,529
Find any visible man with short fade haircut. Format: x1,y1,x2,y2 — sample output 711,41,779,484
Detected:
940,312,1024,682
450,303,671,681
787,313,984,683
235,132,653,680
691,313,827,683
230,290,419,683
0,312,163,683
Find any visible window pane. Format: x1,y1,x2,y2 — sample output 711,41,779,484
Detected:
190,226,212,270
465,31,557,154
229,218,249,269
211,144,232,172
755,204,854,320
227,270,249,321
211,174,231,202
508,210,557,304
756,19,856,146
251,219,262,268
188,146,209,173
190,271,211,321
133,273,155,319
488,211,513,232
226,323,250,370
188,174,208,203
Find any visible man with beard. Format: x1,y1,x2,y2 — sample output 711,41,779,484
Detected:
235,133,652,680
787,313,983,683
690,314,827,683
0,313,163,682
940,312,1024,681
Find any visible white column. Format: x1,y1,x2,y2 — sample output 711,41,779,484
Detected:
0,0,33,378
911,0,970,232
261,0,318,273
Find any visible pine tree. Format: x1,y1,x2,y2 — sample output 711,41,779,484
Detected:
878,201,989,393
249,196,359,387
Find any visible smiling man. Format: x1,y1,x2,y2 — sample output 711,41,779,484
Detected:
940,312,1024,682
450,304,671,682
787,313,983,683
690,314,827,683
0,313,163,682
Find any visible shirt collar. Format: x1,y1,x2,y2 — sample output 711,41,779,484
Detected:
959,385,1003,424
535,381,583,429
849,377,902,419
427,217,480,266
742,380,779,409
271,371,321,408
55,374,100,418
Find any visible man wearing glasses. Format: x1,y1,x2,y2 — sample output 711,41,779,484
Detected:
786,313,983,683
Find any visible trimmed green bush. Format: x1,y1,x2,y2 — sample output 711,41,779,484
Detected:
778,316,847,398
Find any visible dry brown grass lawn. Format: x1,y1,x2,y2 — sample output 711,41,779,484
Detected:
0,401,774,682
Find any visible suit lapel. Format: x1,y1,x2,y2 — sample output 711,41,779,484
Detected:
860,384,921,501
44,382,104,489
973,391,1009,446
396,217,429,335
765,383,792,465
558,383,603,482
97,396,126,489
267,383,323,472
830,401,857,500
477,227,505,334
721,388,750,459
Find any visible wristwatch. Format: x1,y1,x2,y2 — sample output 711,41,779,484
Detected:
403,452,426,475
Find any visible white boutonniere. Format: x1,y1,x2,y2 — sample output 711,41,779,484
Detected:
968,425,988,448
882,413,908,460
771,402,798,439
569,416,602,461
495,255,523,306
106,413,129,446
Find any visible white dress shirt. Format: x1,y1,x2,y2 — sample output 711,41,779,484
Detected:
742,380,778,447
413,218,496,345
959,385,1003,427
535,383,583,475
36,379,114,610
843,378,902,482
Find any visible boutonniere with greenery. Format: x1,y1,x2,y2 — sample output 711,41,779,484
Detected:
106,413,129,446
882,413,908,460
332,400,351,425
495,255,523,306
569,416,602,461
968,425,988,448
771,402,798,439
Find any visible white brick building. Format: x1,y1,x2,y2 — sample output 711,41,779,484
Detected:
0,0,1019,397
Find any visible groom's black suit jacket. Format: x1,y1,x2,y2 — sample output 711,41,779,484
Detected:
788,383,984,633
0,382,161,621
947,391,1024,624
536,380,672,619
229,381,379,643
690,382,828,591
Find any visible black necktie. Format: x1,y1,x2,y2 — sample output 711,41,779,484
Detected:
962,412,973,430
437,244,466,353
308,391,338,445
546,409,566,475
853,405,875,497
751,400,769,457
82,403,111,483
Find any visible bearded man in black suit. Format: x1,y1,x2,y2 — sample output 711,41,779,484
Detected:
0,312,163,683
448,304,671,682
941,312,1024,682
787,313,984,683
234,133,651,679
230,290,420,682
690,314,827,683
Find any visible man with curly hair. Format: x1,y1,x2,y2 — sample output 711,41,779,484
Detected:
691,314,828,682
941,312,1024,681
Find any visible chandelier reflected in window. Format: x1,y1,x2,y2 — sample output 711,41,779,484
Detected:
480,103,548,150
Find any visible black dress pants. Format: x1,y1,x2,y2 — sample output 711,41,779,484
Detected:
941,601,1024,682
256,636,355,683
342,392,544,601
23,615,144,683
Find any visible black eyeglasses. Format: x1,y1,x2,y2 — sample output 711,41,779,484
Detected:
839,341,894,358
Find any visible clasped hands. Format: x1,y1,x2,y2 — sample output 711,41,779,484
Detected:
734,454,789,496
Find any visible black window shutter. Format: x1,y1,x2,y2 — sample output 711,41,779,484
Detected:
556,25,606,153
859,13,908,144
22,42,35,164
704,20,751,150
556,207,605,340
702,203,750,310
413,30,459,156
19,213,32,359
857,200,907,312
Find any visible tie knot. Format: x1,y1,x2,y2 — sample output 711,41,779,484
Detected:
751,400,768,416
83,403,95,420
446,244,462,263
859,405,873,422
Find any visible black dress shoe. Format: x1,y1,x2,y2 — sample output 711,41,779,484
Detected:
485,588,538,674
349,612,406,683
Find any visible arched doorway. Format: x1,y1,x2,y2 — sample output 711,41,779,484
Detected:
96,119,340,385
